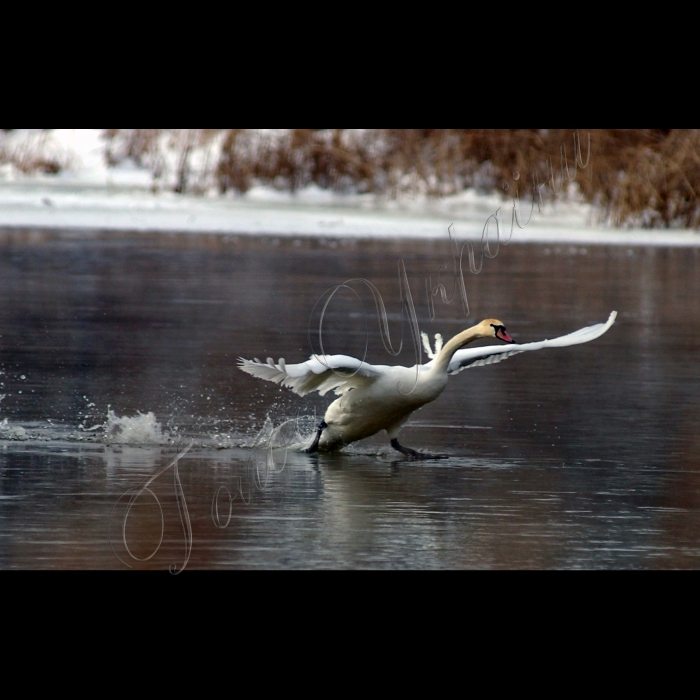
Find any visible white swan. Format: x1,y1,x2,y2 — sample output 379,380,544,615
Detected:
239,311,617,458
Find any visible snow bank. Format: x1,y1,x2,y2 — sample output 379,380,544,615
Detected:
1,130,699,247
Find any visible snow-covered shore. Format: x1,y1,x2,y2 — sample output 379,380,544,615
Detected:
2,129,699,246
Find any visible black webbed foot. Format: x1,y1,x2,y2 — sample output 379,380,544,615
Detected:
305,420,328,454
390,438,448,461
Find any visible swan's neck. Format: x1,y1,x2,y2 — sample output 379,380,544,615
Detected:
429,325,487,375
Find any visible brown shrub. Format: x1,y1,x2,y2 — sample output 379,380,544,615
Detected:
0,129,70,175
103,129,222,193
590,129,700,228
102,129,700,229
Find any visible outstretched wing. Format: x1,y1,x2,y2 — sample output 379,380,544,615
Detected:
238,354,383,396
443,310,617,376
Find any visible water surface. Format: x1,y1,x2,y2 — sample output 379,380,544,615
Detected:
1,228,699,569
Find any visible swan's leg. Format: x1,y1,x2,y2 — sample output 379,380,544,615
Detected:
390,438,422,458
390,438,447,461
305,420,328,454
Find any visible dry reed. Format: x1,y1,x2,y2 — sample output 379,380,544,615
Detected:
10,129,698,229
0,129,71,175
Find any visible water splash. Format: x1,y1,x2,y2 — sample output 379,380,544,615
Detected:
240,414,319,451
0,418,28,441
103,408,171,445
0,399,318,449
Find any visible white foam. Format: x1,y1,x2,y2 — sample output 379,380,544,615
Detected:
103,409,170,445
0,418,27,441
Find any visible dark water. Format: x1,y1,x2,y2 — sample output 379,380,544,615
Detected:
1,227,699,569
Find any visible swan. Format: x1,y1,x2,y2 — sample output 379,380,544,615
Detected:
238,311,617,459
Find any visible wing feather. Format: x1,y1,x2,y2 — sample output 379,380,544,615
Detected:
238,354,382,396
240,312,617,390
444,310,617,376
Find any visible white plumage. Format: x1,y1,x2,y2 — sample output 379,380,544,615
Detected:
238,311,617,458
440,310,617,374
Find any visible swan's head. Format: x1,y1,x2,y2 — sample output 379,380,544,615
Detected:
480,318,515,344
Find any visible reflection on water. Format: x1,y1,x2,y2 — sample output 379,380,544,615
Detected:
0,228,699,569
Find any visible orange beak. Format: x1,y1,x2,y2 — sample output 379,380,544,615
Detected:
496,328,515,343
